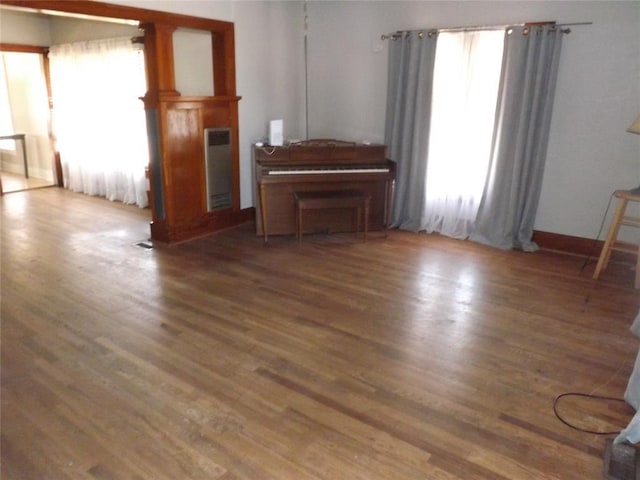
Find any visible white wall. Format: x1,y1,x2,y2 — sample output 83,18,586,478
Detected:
49,17,139,44
0,9,51,45
232,1,306,205
305,1,640,241
0,10,140,45
173,28,214,96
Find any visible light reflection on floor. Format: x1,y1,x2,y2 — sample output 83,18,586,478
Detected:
1,172,54,194
404,258,483,366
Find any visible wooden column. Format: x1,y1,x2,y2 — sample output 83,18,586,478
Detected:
139,23,180,102
139,22,245,243
138,22,180,241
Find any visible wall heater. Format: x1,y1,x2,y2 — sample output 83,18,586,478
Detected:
204,127,233,211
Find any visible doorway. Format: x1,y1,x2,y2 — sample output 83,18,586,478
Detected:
48,37,149,208
0,50,56,195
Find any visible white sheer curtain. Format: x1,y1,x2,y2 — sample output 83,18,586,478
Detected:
423,30,504,238
49,37,148,207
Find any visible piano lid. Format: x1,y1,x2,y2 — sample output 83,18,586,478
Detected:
290,139,357,162
289,139,356,147
255,139,386,166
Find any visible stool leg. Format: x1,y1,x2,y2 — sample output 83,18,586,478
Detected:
296,203,302,242
260,184,269,242
593,198,628,280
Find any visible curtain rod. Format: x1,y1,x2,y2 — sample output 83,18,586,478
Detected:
381,22,591,40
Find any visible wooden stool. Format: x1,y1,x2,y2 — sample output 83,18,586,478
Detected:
593,188,640,288
293,189,371,242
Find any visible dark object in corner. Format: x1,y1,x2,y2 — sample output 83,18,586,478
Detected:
603,439,640,480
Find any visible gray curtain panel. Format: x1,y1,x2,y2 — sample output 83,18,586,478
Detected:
615,309,640,444
384,33,437,231
470,25,564,251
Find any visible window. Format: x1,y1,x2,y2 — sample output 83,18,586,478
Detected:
423,30,504,238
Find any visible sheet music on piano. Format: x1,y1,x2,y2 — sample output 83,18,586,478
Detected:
254,139,395,240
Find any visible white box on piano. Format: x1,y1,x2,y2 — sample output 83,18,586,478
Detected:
269,119,284,146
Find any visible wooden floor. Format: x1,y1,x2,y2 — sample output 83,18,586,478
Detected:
1,171,55,194
2,188,640,480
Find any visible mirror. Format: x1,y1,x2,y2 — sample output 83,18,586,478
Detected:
0,50,56,193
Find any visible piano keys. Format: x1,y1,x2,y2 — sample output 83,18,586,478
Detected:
254,140,396,241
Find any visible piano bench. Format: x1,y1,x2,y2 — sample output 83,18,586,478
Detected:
293,189,372,242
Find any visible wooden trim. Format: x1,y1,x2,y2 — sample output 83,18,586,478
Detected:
155,95,242,105
532,230,636,262
524,21,556,27
41,50,64,186
1,0,234,33
150,207,255,245
533,230,601,257
0,43,48,53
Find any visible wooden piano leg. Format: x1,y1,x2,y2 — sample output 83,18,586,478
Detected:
364,197,370,242
297,200,302,242
259,183,269,242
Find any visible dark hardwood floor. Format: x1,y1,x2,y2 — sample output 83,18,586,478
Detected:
2,187,639,479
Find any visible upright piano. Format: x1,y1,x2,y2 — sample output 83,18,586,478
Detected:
254,139,395,240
